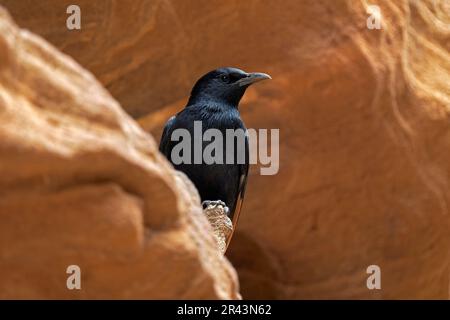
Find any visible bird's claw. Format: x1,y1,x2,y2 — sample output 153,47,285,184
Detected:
202,200,229,214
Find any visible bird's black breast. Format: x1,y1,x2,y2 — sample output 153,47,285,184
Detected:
159,103,249,220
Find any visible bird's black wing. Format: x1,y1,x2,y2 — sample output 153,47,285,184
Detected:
159,115,176,157
230,130,249,231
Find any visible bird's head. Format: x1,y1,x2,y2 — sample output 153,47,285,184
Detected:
188,67,271,107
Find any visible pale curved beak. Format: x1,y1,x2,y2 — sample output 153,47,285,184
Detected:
237,72,272,87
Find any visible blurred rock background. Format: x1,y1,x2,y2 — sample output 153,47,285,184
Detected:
1,0,449,298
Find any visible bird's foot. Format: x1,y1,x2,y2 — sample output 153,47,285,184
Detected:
202,200,230,215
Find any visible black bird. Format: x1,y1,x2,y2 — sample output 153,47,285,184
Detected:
159,67,271,226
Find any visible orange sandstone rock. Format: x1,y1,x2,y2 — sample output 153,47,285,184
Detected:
2,0,450,299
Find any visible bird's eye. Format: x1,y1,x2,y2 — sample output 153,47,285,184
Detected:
220,75,229,83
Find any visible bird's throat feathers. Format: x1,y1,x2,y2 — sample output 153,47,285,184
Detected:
185,101,241,122
187,89,246,109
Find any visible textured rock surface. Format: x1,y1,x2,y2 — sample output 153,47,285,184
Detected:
0,8,239,299
204,204,233,255
2,0,450,299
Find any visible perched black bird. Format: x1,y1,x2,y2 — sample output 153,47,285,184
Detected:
159,67,271,225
